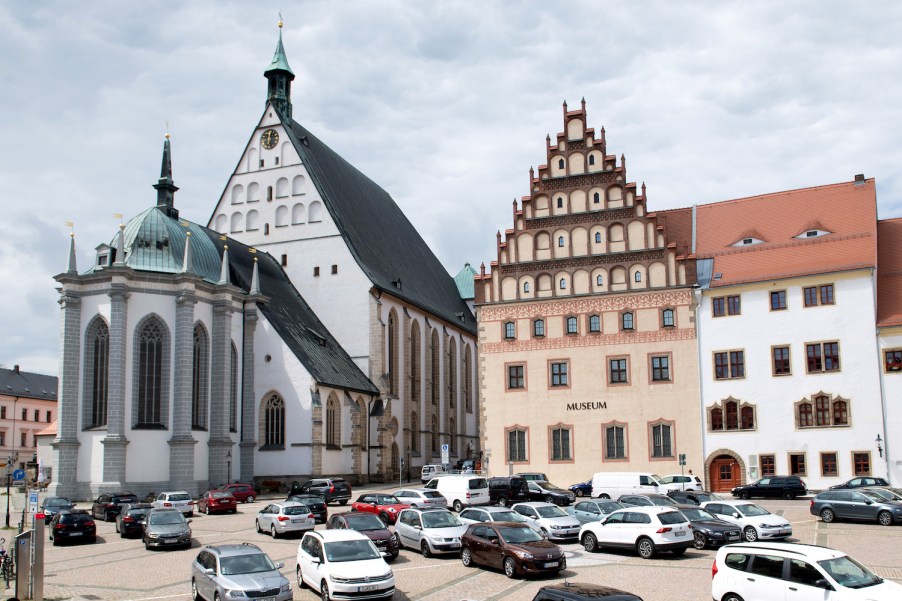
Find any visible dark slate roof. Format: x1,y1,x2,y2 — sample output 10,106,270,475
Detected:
281,118,477,334
0,367,58,401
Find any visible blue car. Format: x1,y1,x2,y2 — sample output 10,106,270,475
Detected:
569,480,592,498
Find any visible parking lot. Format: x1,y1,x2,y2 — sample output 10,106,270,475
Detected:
19,491,902,601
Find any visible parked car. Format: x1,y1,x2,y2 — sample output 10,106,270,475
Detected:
666,490,723,505
395,507,468,557
197,490,238,515
255,501,316,537
570,500,624,524
568,480,592,498
658,474,704,492
516,472,550,482
41,496,74,524
731,475,807,499
293,478,352,505
191,543,292,601
458,506,527,525
591,472,665,500
142,507,192,550
617,493,678,508
531,582,643,601
351,493,410,525
421,464,448,483
511,502,581,541
287,494,328,524
327,512,400,560
393,488,447,509
829,476,890,490
526,481,575,506
701,500,792,542
423,475,490,511
115,502,153,538
579,506,693,559
297,530,395,601
91,491,139,522
49,510,96,546
863,487,902,502
488,476,530,506
461,521,566,578
673,505,741,549
221,483,257,503
152,491,195,516
810,489,902,526
712,542,902,601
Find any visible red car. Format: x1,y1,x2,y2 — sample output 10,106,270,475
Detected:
197,490,238,514
351,493,410,525
221,483,258,503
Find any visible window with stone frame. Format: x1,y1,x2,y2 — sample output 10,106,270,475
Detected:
885,349,902,372
85,317,109,429
430,330,440,405
604,423,627,460
432,415,439,454
621,311,634,331
727,295,741,315
609,358,628,384
550,361,569,387
853,452,871,476
650,355,671,382
550,426,572,461
410,323,421,403
661,308,675,327
650,422,674,458
191,323,209,430
387,311,399,396
806,341,840,373
589,314,601,332
463,345,473,413
712,297,726,317
796,395,849,429
789,453,807,476
714,350,745,379
772,346,791,376
229,343,238,432
533,319,545,337
507,428,527,462
708,399,755,431
507,364,525,390
804,284,835,307
447,339,457,408
135,317,167,427
410,411,419,453
263,393,285,449
820,452,838,477
760,454,776,477
565,316,578,334
770,290,787,311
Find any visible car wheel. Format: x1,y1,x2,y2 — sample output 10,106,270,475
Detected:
453,500,464,512
296,566,305,589
545,495,555,504
693,531,707,550
671,547,686,556
599,493,610,500
461,547,473,567
320,580,331,601
256,520,263,534
722,594,744,601
246,495,255,503
783,490,794,500
497,496,509,507
393,532,401,548
738,491,750,500
540,528,549,540
878,511,894,526
420,539,432,558
339,500,348,506
636,537,656,559
191,578,202,601
582,532,598,553
214,593,221,601
379,512,390,525
820,508,835,523
503,556,517,579
271,524,279,538
575,489,585,498
743,526,758,542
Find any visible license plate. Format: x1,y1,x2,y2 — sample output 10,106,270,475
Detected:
164,538,177,544
259,597,275,601
675,531,686,537
70,532,83,536
291,519,301,523
727,535,740,541
359,585,378,592
543,561,559,568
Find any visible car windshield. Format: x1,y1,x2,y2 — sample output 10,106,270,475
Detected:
149,512,185,525
168,493,191,502
736,504,769,517
324,540,381,562
651,497,677,506
212,492,233,499
535,505,568,518
489,511,525,522
598,501,623,513
422,512,462,528
695,493,722,502
537,481,565,491
220,553,276,575
374,495,401,504
345,514,386,530
289,496,323,506
283,505,310,516
680,508,715,521
498,526,543,543
818,556,883,589
45,498,71,507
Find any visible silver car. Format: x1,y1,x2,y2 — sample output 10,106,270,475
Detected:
152,491,194,516
393,488,447,509
458,506,526,525
570,499,624,525
511,502,581,541
142,508,192,550
394,508,468,557
191,543,292,601
255,502,316,538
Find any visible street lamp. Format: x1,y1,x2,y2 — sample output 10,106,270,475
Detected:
876,434,884,458
226,450,232,485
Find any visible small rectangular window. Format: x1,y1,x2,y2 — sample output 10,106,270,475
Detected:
820,452,838,477
21,432,27,447
770,290,787,311
533,320,545,337
274,157,280,165
46,410,52,422
772,346,791,376
760,454,776,477
727,295,741,315
803,286,818,307
885,350,902,372
789,453,807,476
714,350,744,379
507,365,525,390
33,409,39,421
712,297,725,317
853,452,871,476
550,362,569,387
281,254,288,266
504,322,516,340
589,315,601,332
0,407,5,419
820,284,834,305
22,408,27,421
651,355,671,382
313,266,320,277
609,358,628,384
331,264,338,274
259,159,265,168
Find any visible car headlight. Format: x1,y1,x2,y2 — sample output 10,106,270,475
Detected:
330,575,352,583
388,507,397,513
280,582,291,593
148,532,159,539
518,551,534,559
709,531,723,537
551,525,563,530
224,591,246,598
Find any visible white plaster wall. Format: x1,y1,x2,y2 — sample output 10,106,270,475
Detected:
877,328,902,485
320,386,355,476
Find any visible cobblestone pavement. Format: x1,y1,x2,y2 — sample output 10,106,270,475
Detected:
5,492,902,601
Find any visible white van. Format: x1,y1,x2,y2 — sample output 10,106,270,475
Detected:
591,472,665,499
421,464,447,483
424,475,490,511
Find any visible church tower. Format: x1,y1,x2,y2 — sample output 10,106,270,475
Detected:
264,20,294,120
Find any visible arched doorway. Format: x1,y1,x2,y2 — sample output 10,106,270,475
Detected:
390,443,400,482
708,452,743,492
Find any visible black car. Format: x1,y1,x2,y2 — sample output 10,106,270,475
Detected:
91,491,140,521
291,478,352,505
667,490,723,505
731,476,807,499
526,480,575,506
488,476,530,506
287,494,328,523
116,502,153,538
829,477,890,490
673,504,741,549
617,494,678,508
41,497,74,524
531,582,643,601
49,510,96,546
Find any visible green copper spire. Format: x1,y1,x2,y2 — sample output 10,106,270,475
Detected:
153,133,179,219
265,21,295,119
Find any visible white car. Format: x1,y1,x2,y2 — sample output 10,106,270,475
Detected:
510,502,581,541
256,502,316,538
296,530,395,601
394,508,468,557
712,542,902,601
659,474,704,492
701,500,792,542
579,506,693,559
458,506,527,525
392,488,447,509
152,491,194,516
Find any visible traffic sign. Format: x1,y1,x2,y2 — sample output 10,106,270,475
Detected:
28,489,38,514
441,444,449,465
12,469,24,481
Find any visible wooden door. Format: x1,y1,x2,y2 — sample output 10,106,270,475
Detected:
710,457,741,492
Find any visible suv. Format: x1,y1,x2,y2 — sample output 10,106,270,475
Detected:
91,491,139,521
731,476,807,499
488,476,529,506
531,583,642,601
579,506,693,559
294,478,352,505
395,507,468,557
297,530,395,601
152,491,195,516
810,489,902,526
712,542,902,601
221,483,257,503
192,543,292,601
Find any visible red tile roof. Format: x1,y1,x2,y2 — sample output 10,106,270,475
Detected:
877,218,902,327
36,420,57,437
695,179,877,287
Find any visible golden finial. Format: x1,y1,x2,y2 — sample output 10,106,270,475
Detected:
186,231,192,237
254,256,259,263
278,11,284,28
223,244,229,250
180,220,190,228
165,120,170,139
249,247,257,254
165,132,171,139
219,235,227,241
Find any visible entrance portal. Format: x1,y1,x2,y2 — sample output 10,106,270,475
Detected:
710,454,742,492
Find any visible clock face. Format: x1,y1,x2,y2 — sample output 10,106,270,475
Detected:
261,129,279,150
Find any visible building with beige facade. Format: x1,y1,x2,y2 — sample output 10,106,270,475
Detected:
475,102,703,484
0,365,57,479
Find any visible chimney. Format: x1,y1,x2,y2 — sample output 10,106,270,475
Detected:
854,173,865,186
14,365,20,374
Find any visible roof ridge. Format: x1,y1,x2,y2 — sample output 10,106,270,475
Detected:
695,178,873,210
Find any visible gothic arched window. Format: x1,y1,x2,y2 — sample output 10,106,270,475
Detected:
410,321,420,402
326,396,339,448
388,311,398,396
410,411,419,453
136,317,166,427
192,323,209,430
229,343,238,432
595,232,601,243
431,415,439,454
84,317,109,428
431,330,440,406
262,393,285,448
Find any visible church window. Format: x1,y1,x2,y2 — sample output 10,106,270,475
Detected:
558,236,565,247
634,271,642,282
410,322,420,402
326,396,340,448
192,324,209,430
431,415,439,454
448,339,457,408
464,345,473,413
388,311,398,396
595,232,601,243
593,192,600,204
262,393,285,449
84,317,109,428
135,317,166,427
523,282,530,293
589,155,595,166
558,159,564,169
559,278,567,290
431,330,440,406
449,418,456,454
410,411,419,453
229,343,238,432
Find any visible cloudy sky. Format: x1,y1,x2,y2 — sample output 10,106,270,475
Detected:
2,1,901,375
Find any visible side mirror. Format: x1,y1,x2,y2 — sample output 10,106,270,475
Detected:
414,525,422,530
275,561,284,569
492,539,502,546
205,568,215,576
187,519,193,524
311,557,321,565
814,579,833,591
733,512,741,518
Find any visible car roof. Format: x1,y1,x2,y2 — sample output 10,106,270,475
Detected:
274,501,309,508
719,542,848,561
204,543,267,557
707,500,757,506
611,506,680,515
394,488,431,494
466,506,521,514
308,529,370,542
511,501,558,508
159,490,190,495
123,503,153,509
538,582,642,601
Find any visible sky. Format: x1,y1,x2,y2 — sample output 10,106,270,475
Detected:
2,0,902,376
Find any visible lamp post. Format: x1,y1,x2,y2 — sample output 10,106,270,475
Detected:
226,450,232,485
876,434,884,458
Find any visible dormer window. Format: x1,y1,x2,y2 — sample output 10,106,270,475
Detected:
795,229,831,239
732,237,765,247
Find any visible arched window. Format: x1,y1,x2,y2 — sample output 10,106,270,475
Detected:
448,338,457,409
326,396,339,448
725,400,739,430
387,311,398,396
262,393,285,448
798,402,813,427
309,201,323,222
588,155,595,166
431,415,439,454
710,407,723,430
662,309,675,327
229,343,238,432
410,321,420,403
559,278,567,290
504,322,515,339
431,330,440,406
589,315,601,332
634,271,642,282
595,232,601,243
558,159,564,169
533,319,545,337
558,236,565,247
566,316,578,334
410,411,419,453
741,406,755,429
136,317,166,427
84,317,109,428
556,197,563,208
593,192,600,204
596,274,603,285
650,422,673,458
621,312,634,331
523,281,530,292
449,417,456,454
192,324,209,430
833,400,848,425
815,395,830,426
463,345,473,413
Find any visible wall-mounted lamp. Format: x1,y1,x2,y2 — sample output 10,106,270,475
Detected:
876,434,884,458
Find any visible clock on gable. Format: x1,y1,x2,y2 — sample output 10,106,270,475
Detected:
261,129,279,150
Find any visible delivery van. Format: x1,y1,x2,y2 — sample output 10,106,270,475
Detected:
590,472,665,499
421,464,447,483
424,475,490,511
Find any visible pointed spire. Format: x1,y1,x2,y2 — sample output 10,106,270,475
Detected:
620,153,626,171
67,232,77,274
562,100,568,117
153,133,180,219
113,223,126,266
249,257,261,295
218,244,230,285
581,97,586,113
641,182,647,198
264,18,296,119
182,231,194,273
